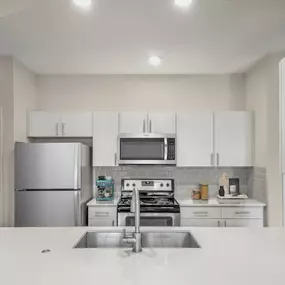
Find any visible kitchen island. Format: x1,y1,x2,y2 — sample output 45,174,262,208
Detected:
0,227,284,285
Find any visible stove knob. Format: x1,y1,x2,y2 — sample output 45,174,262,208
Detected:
126,183,130,187
166,183,170,187
160,183,164,187
132,183,136,187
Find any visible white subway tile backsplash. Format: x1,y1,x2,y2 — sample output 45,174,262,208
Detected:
93,166,253,198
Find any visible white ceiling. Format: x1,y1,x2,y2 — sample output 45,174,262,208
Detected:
0,0,285,74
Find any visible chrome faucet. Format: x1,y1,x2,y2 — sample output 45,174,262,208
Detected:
122,188,142,253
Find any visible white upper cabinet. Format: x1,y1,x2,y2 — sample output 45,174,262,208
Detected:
27,112,61,137
177,112,214,167
148,112,176,133
214,111,253,167
119,112,148,133
27,111,93,137
93,112,119,166
61,112,92,137
119,111,176,134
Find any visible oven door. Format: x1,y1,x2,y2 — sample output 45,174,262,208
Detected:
118,134,175,165
118,213,180,227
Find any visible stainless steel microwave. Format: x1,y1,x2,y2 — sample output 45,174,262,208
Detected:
118,134,176,165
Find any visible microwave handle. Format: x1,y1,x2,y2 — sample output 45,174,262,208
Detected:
164,138,168,160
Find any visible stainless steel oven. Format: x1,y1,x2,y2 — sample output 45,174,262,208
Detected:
118,133,176,165
118,212,180,227
117,178,180,227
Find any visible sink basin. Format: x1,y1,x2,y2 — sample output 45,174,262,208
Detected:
74,231,200,249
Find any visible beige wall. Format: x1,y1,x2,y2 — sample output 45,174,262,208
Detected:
0,57,36,226
13,59,37,142
246,52,285,226
36,74,245,111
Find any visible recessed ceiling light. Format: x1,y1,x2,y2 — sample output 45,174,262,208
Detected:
174,0,193,7
148,56,162,67
73,0,92,9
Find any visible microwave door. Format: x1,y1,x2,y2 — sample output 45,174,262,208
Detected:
119,137,165,164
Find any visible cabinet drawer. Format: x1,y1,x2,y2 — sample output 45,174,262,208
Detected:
181,218,220,227
88,218,115,227
224,219,263,227
222,207,263,219
181,207,222,219
88,207,116,219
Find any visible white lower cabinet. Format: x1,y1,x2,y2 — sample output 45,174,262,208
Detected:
181,206,264,227
88,206,117,227
181,219,221,227
222,219,263,228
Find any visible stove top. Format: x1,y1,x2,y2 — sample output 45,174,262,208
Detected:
118,178,180,213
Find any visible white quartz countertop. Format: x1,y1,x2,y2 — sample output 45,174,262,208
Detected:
87,198,119,207
177,198,266,207
87,197,265,207
0,226,284,285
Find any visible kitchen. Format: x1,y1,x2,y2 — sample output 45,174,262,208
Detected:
1,0,285,284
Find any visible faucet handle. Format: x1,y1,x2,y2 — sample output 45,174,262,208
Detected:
122,228,133,238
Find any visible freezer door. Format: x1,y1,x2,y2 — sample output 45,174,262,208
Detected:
15,190,84,227
15,143,81,190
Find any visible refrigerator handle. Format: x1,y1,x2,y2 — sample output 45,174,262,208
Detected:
74,146,79,189
74,191,81,226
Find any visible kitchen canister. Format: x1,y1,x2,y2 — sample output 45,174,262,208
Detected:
200,184,209,200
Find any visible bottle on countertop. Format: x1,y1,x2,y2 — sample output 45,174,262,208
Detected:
218,186,225,197
219,173,229,195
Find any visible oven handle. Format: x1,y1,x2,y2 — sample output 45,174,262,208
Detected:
164,138,168,160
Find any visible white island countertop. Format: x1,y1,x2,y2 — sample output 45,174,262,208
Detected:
0,226,284,285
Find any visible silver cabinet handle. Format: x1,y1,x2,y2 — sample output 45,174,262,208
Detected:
143,120,146,133
218,221,220,227
235,211,250,215
56,123,59,136
112,220,115,227
62,123,65,136
93,212,110,217
224,221,227,227
216,153,220,166
150,120,152,133
194,211,208,215
114,153,117,165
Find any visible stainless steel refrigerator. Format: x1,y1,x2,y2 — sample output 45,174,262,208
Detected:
15,142,92,227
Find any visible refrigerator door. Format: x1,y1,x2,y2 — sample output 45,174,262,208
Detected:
15,190,83,227
15,143,81,190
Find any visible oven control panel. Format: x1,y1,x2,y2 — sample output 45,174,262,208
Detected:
122,179,174,191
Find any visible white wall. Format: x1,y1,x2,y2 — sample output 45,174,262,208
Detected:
0,56,14,226
36,74,245,111
246,52,285,227
13,59,37,142
0,57,37,226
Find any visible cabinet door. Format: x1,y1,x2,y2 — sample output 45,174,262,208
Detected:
148,112,176,133
119,112,147,133
181,219,220,227
61,112,92,137
27,111,60,137
215,111,253,166
224,219,263,228
177,112,214,166
93,112,119,166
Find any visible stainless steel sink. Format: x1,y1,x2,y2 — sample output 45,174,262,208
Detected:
74,231,201,249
